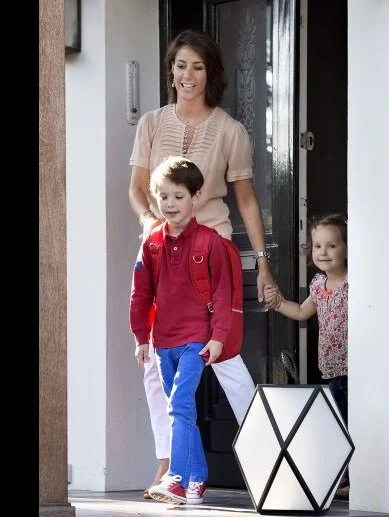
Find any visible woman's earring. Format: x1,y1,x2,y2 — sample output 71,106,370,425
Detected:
171,80,175,88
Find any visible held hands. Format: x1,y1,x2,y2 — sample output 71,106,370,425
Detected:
257,268,281,309
135,344,149,368
264,284,283,310
199,339,223,366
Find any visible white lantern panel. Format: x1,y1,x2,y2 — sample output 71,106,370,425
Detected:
288,392,352,504
263,386,315,440
234,393,281,505
262,457,314,511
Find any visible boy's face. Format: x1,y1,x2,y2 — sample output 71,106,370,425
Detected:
155,178,198,234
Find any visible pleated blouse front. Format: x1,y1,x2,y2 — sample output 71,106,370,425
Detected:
130,103,253,238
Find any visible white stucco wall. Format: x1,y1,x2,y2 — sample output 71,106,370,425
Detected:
348,1,389,513
66,0,159,490
66,0,107,491
105,0,159,490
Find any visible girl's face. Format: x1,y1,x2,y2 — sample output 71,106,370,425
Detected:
172,46,207,102
155,178,198,233
311,225,347,275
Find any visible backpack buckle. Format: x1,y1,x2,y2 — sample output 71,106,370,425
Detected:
193,254,204,264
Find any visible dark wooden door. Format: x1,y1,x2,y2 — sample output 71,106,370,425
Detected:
159,0,297,488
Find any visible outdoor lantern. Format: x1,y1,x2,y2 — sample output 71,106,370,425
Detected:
233,384,355,515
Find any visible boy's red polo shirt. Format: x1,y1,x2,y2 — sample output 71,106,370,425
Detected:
130,217,232,348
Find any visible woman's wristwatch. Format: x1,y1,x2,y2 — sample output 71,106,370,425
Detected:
255,250,270,261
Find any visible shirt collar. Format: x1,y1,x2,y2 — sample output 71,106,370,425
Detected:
162,216,198,242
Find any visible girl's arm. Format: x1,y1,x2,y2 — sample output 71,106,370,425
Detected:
264,285,316,321
232,178,278,306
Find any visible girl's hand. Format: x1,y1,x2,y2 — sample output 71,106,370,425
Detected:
264,285,282,310
135,344,149,368
199,340,223,366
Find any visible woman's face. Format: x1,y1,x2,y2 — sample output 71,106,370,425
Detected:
172,45,207,102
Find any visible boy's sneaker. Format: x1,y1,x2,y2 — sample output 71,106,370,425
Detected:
148,475,186,505
186,481,207,504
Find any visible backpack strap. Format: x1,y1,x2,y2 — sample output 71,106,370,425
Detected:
145,225,164,287
190,225,215,313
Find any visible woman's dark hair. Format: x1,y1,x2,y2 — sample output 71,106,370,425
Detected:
306,213,348,267
150,156,204,197
165,29,228,107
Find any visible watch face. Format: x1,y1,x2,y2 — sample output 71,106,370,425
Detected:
256,251,270,260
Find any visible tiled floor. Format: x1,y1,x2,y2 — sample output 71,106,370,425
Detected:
69,489,388,517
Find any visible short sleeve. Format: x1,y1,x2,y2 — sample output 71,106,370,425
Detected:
225,121,253,182
129,111,155,169
309,273,323,303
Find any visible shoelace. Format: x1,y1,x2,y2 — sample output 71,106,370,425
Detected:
159,474,182,488
187,481,203,492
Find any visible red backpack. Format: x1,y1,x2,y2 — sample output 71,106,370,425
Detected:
146,224,243,363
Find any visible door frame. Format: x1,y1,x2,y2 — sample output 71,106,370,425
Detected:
298,0,308,383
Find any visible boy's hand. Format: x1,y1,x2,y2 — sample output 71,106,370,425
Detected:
135,344,149,367
264,284,282,310
199,340,223,366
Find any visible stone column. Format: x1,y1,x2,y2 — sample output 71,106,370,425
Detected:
39,0,75,515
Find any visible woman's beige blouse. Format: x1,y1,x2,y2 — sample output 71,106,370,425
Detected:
130,104,253,239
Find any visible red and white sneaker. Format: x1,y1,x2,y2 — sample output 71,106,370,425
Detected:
148,475,186,505
186,481,207,504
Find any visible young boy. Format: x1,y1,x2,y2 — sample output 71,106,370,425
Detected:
129,156,234,505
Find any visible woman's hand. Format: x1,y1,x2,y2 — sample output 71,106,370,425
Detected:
130,165,162,238
199,340,223,366
141,212,162,239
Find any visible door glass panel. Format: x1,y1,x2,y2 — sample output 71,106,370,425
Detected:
217,0,273,242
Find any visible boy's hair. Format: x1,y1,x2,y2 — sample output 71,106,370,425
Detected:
150,156,204,197
165,29,228,107
306,213,348,267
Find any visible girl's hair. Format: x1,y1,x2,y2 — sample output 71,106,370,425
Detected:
150,156,204,197
165,29,228,107
306,213,348,267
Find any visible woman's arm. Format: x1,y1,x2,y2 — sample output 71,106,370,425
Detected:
129,165,161,233
232,178,277,304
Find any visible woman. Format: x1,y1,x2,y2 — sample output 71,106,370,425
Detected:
129,29,278,500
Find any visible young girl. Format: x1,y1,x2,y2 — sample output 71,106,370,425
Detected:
130,156,235,505
264,213,349,493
